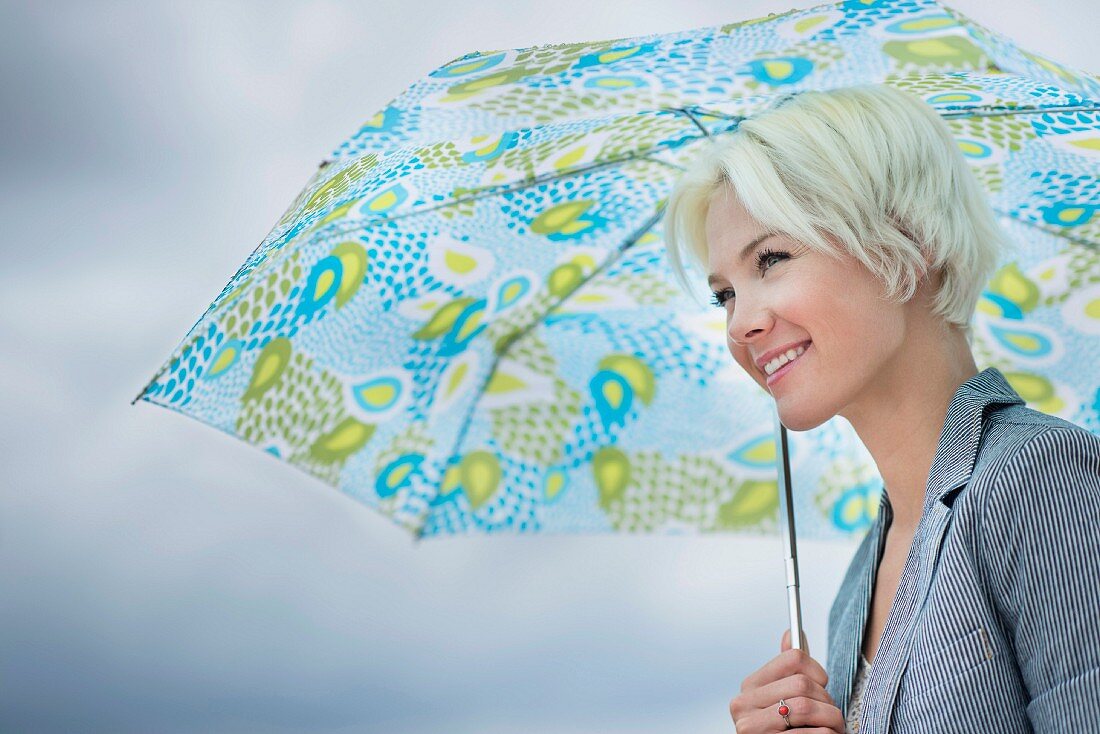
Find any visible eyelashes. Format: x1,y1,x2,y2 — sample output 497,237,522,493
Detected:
708,248,789,308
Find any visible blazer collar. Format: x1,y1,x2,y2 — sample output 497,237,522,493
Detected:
924,366,1025,504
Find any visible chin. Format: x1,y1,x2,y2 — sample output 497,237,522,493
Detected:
774,399,833,432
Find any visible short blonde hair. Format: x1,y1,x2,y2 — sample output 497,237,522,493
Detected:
663,84,1012,343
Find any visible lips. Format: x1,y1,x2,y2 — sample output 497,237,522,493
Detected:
765,342,811,387
755,340,813,373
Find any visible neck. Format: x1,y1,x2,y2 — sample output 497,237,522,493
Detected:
840,319,978,534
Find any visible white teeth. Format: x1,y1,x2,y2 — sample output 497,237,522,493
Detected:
764,344,808,376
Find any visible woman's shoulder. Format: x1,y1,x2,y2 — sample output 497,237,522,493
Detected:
989,401,1099,437
974,402,1098,481
959,404,1100,633
964,402,1099,527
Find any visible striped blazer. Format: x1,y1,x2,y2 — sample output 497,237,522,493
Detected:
825,366,1100,733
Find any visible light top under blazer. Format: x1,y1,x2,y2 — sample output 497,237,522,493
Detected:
825,366,1100,733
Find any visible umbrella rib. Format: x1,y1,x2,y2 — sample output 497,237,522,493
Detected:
668,101,1100,124
211,116,711,300
678,101,1100,122
258,153,692,298
413,203,669,539
938,103,1100,119
293,139,702,240
677,106,717,139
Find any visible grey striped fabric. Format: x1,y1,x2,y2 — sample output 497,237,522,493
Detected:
825,366,1100,733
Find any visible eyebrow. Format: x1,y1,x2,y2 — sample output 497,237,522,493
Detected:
706,233,775,288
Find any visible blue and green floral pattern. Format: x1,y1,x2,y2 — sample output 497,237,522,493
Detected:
136,0,1100,540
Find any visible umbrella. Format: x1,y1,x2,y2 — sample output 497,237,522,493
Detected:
133,0,1100,649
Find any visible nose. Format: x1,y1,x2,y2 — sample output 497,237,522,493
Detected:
726,299,772,347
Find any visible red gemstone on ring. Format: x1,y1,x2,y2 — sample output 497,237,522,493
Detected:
778,705,790,716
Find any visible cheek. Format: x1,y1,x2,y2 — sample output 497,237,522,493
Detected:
728,341,765,385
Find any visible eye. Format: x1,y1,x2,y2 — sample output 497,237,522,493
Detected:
710,248,790,308
709,288,734,308
755,247,789,273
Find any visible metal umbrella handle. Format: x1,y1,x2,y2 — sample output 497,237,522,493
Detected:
772,405,804,651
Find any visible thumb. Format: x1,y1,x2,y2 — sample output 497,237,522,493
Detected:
780,628,811,654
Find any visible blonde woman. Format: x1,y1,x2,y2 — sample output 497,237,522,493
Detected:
663,84,1100,733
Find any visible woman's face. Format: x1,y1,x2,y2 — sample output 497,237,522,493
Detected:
704,185,913,431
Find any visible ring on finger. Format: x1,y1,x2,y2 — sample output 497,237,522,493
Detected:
777,698,791,728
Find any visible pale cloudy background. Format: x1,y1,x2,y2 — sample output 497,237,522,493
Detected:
1,1,1095,732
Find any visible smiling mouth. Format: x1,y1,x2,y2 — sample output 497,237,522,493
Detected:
762,342,811,377
763,342,811,387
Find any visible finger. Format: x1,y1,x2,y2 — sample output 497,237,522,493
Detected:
745,696,843,733
740,648,830,692
743,672,835,711
786,696,844,731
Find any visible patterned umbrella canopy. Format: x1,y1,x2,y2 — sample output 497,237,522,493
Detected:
133,0,1100,542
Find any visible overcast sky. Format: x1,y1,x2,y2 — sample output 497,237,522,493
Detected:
1,1,1097,732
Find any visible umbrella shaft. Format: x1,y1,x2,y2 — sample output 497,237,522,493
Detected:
774,410,805,651
785,556,804,650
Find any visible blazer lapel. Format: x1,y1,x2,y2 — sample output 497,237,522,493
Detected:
830,491,891,714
